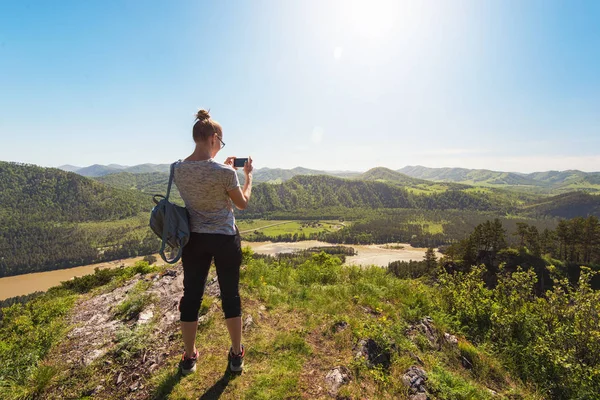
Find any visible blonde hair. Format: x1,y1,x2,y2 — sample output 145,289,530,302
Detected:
192,109,222,142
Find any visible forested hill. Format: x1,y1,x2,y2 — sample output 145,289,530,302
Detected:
399,165,539,186
94,171,183,204
63,162,358,182
0,162,158,277
399,165,600,193
356,167,432,186
243,175,507,214
0,161,151,222
244,166,359,183
86,165,600,219
64,163,171,177
524,191,600,219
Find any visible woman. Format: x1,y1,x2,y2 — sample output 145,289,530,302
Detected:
173,109,253,375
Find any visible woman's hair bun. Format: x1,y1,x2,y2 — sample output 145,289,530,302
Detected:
196,109,211,121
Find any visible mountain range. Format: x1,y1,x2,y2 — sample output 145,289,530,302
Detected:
60,163,600,193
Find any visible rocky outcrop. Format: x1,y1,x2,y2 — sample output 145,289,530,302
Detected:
402,366,429,399
50,267,214,398
354,338,391,369
406,316,438,347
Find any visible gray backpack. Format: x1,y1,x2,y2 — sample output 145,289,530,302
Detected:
149,161,190,264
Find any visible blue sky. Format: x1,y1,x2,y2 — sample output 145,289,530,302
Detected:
0,0,599,173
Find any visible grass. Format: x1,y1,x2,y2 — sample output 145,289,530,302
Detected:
428,365,494,400
239,220,344,239
2,252,541,399
236,219,291,232
143,252,535,398
112,280,157,320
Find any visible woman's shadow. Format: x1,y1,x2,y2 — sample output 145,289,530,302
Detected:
151,366,239,400
198,367,240,400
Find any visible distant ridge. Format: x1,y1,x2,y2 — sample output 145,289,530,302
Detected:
399,165,600,193
398,165,541,186
357,167,429,185
248,166,360,183
58,162,600,193
60,163,171,177
74,164,123,177
57,164,81,172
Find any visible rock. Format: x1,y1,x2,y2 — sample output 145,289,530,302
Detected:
488,388,499,396
333,321,348,332
259,305,267,311
129,381,139,392
92,385,104,394
163,269,178,277
138,309,154,325
444,332,458,346
243,314,254,331
82,348,106,366
324,366,351,396
407,316,437,346
116,371,123,385
354,339,391,369
402,366,428,395
205,276,220,297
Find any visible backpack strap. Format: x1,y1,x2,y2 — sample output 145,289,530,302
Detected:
158,160,184,264
165,160,179,202
158,239,183,264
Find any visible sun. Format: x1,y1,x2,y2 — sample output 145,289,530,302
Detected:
345,0,403,39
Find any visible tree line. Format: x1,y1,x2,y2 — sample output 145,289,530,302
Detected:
442,215,600,290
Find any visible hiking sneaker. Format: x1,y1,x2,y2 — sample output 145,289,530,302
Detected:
228,345,245,372
179,349,198,375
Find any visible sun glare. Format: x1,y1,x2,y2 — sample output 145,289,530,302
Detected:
346,0,403,39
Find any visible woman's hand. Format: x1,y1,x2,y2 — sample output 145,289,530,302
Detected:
224,157,236,169
244,156,253,175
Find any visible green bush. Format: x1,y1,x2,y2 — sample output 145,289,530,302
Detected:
438,264,600,398
297,252,343,285
143,254,157,265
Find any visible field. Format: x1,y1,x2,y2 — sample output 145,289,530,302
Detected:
405,183,449,195
238,220,346,239
408,217,445,235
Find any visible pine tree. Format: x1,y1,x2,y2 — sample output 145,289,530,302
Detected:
424,247,437,270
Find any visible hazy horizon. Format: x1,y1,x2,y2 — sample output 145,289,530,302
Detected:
1,1,599,173
3,159,598,176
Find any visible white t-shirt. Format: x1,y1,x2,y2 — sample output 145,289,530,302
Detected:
173,159,240,235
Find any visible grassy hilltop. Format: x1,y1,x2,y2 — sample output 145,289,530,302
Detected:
1,245,599,399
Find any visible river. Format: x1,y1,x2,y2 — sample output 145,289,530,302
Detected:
0,241,438,301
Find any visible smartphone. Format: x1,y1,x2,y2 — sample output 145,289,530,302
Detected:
233,158,248,168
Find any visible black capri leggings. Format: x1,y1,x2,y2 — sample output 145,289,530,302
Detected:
179,231,243,321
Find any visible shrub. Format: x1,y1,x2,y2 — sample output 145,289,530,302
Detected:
438,264,600,398
297,252,343,285
143,254,157,265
